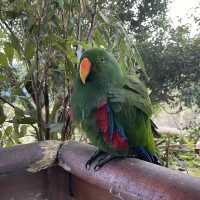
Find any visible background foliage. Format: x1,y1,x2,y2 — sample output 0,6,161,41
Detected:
0,0,200,177
0,0,147,145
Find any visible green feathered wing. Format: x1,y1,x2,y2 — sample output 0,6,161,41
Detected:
108,75,156,154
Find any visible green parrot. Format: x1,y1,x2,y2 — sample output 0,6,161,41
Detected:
71,48,160,170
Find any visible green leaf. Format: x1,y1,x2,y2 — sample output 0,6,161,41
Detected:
66,47,78,63
13,122,19,136
0,104,6,124
19,125,28,137
14,107,25,116
93,28,107,47
57,0,64,8
49,123,63,133
9,34,22,57
5,126,13,136
65,58,76,78
19,117,36,124
50,98,62,121
0,52,9,67
24,40,35,60
12,84,22,96
4,42,14,63
0,74,6,81
99,11,110,24
13,107,36,124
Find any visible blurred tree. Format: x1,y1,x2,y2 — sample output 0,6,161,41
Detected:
0,0,199,147
101,0,168,34
0,0,144,146
138,23,200,107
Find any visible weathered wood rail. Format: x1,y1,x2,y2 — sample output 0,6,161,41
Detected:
0,141,200,200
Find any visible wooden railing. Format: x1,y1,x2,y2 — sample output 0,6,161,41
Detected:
0,141,200,200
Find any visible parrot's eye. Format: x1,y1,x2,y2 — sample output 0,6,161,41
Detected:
95,56,105,65
100,58,104,63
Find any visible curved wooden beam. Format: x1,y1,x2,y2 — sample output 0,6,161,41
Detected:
0,141,200,200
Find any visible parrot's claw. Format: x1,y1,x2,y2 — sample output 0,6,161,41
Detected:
85,162,91,170
85,150,106,170
93,164,101,171
93,154,122,171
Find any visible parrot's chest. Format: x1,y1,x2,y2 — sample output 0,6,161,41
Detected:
94,103,129,150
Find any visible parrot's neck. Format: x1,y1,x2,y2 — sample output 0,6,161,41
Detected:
72,78,120,121
81,83,110,120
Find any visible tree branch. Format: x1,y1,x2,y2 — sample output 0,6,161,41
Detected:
0,97,16,109
44,60,50,140
87,0,97,42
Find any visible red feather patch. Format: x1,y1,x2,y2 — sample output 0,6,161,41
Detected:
112,132,128,149
95,103,129,150
95,104,109,143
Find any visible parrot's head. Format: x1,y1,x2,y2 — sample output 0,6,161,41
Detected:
72,48,123,120
79,48,122,86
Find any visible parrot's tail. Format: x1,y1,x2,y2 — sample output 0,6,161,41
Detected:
151,120,161,138
130,147,161,165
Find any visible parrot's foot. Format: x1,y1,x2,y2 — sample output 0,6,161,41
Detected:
85,150,106,170
94,154,123,171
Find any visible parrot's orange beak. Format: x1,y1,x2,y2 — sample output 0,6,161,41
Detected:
79,57,91,84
